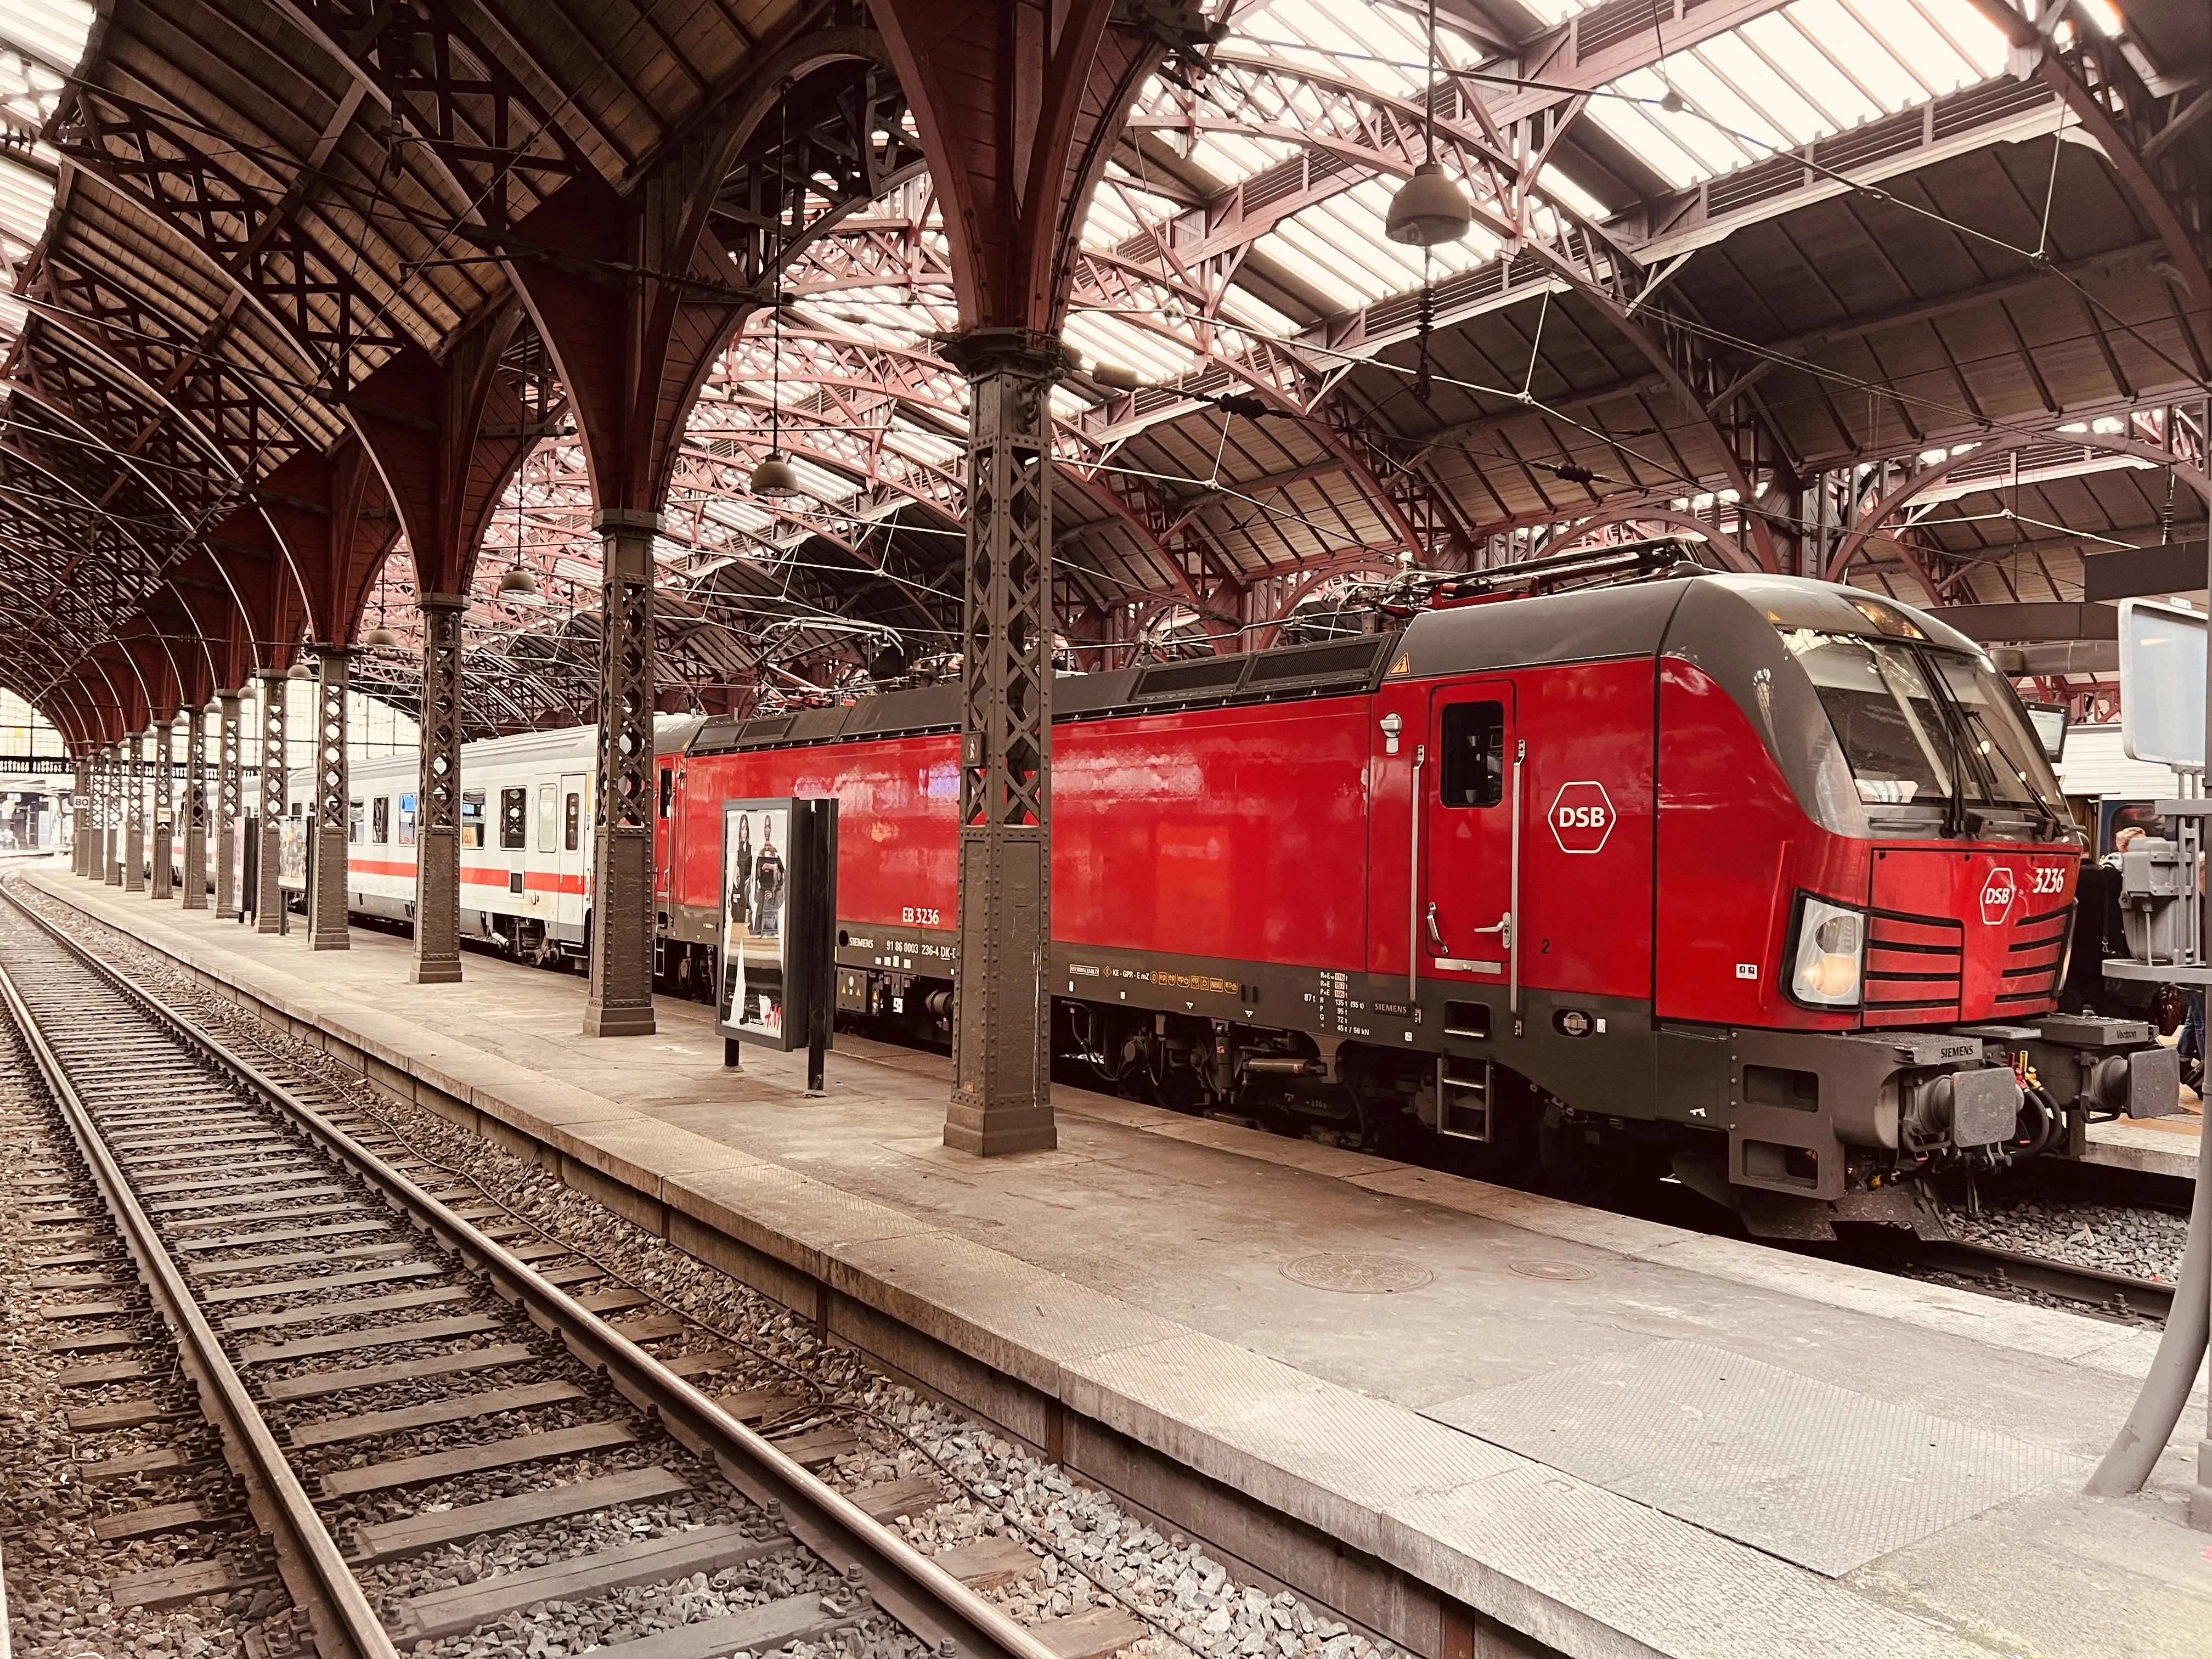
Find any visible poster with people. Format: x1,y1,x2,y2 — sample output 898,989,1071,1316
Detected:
720,799,793,1045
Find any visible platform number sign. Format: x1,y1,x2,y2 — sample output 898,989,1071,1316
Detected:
1549,781,1616,855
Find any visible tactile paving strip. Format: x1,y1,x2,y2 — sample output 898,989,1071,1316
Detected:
1429,1338,2086,1576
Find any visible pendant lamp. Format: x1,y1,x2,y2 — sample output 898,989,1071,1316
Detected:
1386,0,1471,247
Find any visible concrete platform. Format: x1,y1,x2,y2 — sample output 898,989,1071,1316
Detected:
18,864,2212,1659
2084,1112,2203,1182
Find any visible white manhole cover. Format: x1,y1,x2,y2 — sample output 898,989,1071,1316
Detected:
1509,1259,1595,1282
1282,1252,1432,1294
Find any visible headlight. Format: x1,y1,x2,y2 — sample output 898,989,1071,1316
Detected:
1789,895,1864,1008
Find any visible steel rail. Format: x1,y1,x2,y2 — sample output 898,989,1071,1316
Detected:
0,952,399,1659
0,884,1063,1659
1881,1234,2174,1322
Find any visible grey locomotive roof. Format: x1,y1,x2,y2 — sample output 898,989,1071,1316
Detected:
685,575,1982,757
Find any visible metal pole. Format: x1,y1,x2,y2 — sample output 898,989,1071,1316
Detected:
101,747,119,885
123,733,145,893
182,703,209,910
582,509,659,1037
308,646,351,950
256,670,287,934
2088,533,2212,1523
150,718,174,900
215,691,242,918
941,330,1063,1156
70,755,88,877
411,596,465,984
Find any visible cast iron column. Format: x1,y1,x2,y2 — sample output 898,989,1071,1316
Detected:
101,747,119,885
215,691,242,918
309,646,351,950
70,757,88,876
583,509,658,1037
150,719,174,899
942,331,1064,1155
182,704,208,910
256,670,287,934
123,732,145,893
412,595,465,984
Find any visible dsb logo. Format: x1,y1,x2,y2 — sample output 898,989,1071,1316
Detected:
1550,781,1616,855
1979,867,2017,926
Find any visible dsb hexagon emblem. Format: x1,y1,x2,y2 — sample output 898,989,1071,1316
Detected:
1550,781,1616,855
1979,866,2017,926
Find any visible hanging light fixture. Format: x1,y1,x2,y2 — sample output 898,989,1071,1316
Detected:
500,450,541,595
286,658,311,679
1386,0,1471,247
363,583,398,647
752,83,809,501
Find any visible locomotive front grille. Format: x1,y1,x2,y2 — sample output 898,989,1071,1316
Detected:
1996,906,2070,1006
1864,909,1964,1024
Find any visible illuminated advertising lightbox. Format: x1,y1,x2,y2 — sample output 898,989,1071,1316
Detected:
716,796,837,1053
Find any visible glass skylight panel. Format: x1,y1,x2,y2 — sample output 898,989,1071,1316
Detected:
1777,2,1922,112
1513,0,1600,22
3,0,95,77
1695,29,1854,143
1063,311,1197,384
1534,164,1606,223
1215,283,1300,342
1581,0,2019,191
883,425,962,469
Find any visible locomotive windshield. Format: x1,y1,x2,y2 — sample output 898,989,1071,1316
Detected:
1775,627,2067,838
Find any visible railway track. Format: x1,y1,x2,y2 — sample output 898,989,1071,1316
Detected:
1872,1234,2175,1324
0,887,1071,1659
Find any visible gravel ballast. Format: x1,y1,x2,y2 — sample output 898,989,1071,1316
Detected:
8,885,1408,1659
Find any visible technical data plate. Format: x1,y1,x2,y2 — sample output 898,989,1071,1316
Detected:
1430,1339,2086,1576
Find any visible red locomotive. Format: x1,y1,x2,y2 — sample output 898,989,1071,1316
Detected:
651,554,2176,1233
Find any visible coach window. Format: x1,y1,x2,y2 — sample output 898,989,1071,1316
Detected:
372,796,390,845
348,798,365,844
461,791,486,848
398,793,417,847
564,790,580,851
1440,702,1505,808
500,787,528,850
536,783,556,851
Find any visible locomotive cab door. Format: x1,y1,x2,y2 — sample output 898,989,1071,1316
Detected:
1422,685,1519,987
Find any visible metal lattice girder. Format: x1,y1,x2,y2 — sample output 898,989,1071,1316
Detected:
123,731,145,893
281,1,583,232
214,689,241,917
21,242,322,501
150,718,174,899
183,702,208,910
309,644,350,949
705,54,929,294
53,88,405,393
412,593,465,984
582,509,659,1039
1966,0,2209,308
943,331,1060,1156
1110,54,1780,563
255,668,285,933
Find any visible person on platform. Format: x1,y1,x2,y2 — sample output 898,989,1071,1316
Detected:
753,827,785,939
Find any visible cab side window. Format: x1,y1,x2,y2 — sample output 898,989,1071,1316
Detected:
1440,701,1504,808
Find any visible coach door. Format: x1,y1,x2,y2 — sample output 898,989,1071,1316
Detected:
556,772,587,919
1421,684,1519,991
